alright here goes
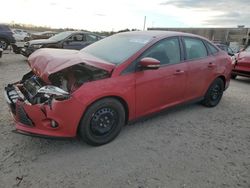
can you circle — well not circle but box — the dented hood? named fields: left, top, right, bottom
left=28, top=48, right=115, bottom=82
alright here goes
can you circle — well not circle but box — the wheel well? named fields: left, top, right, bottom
left=217, top=75, right=226, bottom=89
left=0, top=38, right=9, bottom=44
left=109, top=96, right=129, bottom=124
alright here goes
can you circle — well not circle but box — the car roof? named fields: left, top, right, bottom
left=117, top=30, right=208, bottom=40
left=65, top=30, right=97, bottom=34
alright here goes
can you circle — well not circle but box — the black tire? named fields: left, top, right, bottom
left=78, top=98, right=125, bottom=146
left=231, top=74, right=237, bottom=79
left=24, top=37, right=29, bottom=42
left=202, top=78, right=224, bottom=107
left=0, top=38, right=9, bottom=50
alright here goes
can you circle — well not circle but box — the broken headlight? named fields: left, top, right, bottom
left=37, top=85, right=69, bottom=100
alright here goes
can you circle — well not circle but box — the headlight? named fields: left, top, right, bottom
left=38, top=86, right=69, bottom=99
left=32, top=44, right=43, bottom=49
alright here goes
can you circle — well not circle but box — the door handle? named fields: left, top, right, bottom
left=208, top=62, right=216, bottom=68
left=174, top=70, right=185, bottom=75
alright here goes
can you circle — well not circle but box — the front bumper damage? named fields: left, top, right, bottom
left=4, top=84, right=84, bottom=138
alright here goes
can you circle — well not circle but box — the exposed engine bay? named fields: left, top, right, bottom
left=8, top=63, right=110, bottom=105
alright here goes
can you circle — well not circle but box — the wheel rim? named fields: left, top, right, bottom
left=90, top=107, right=118, bottom=136
left=210, top=84, right=222, bottom=101
left=0, top=40, right=7, bottom=49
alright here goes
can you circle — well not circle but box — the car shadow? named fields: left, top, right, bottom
left=15, top=101, right=201, bottom=152
left=127, top=102, right=200, bottom=127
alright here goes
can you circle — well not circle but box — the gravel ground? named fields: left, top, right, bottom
left=0, top=52, right=250, bottom=188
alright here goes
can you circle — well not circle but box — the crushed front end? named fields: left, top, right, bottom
left=4, top=62, right=108, bottom=138
left=4, top=71, right=86, bottom=138
left=4, top=49, right=112, bottom=138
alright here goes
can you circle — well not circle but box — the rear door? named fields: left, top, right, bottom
left=182, top=37, right=216, bottom=100
left=135, top=37, right=188, bottom=117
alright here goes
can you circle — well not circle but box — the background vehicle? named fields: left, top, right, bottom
left=21, top=31, right=102, bottom=57
left=215, top=43, right=235, bottom=56
left=0, top=24, right=16, bottom=50
left=12, top=29, right=30, bottom=42
left=231, top=45, right=250, bottom=79
left=30, top=31, right=57, bottom=40
left=5, top=31, right=232, bottom=146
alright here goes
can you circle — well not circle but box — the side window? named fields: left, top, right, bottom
left=142, top=37, right=181, bottom=65
left=46, top=33, right=51, bottom=37
left=71, top=34, right=84, bottom=41
left=86, top=34, right=98, bottom=42
left=183, top=37, right=207, bottom=60
left=206, top=42, right=219, bottom=54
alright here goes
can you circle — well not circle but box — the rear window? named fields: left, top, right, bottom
left=206, top=42, right=219, bottom=54
left=183, top=37, right=208, bottom=60
left=245, top=46, right=250, bottom=52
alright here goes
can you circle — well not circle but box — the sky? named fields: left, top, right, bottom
left=1, top=0, right=250, bottom=31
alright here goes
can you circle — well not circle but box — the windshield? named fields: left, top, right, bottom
left=81, top=34, right=153, bottom=65
left=49, top=31, right=72, bottom=41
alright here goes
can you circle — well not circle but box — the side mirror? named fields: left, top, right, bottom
left=139, top=57, right=160, bottom=70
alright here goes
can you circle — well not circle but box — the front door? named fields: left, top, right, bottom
left=135, top=37, right=188, bottom=118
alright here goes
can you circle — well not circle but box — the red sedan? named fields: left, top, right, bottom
left=231, top=46, right=250, bottom=79
left=4, top=31, right=232, bottom=146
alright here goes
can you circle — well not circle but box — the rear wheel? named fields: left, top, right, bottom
left=0, top=39, right=9, bottom=50
left=78, top=98, right=125, bottom=146
left=202, top=78, right=224, bottom=107
left=24, top=37, right=30, bottom=42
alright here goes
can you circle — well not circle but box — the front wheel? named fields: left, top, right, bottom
left=202, top=78, right=224, bottom=107
left=78, top=98, right=125, bottom=146
left=0, top=39, right=9, bottom=50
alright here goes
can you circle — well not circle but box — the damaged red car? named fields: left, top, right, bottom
left=231, top=46, right=250, bottom=79
left=4, top=31, right=232, bottom=146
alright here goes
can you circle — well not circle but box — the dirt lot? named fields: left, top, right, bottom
left=0, top=52, right=249, bottom=188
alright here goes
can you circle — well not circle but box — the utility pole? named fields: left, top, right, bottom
left=143, top=16, right=146, bottom=31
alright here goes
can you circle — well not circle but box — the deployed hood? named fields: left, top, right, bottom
left=28, top=48, right=115, bottom=82
left=28, top=39, right=57, bottom=45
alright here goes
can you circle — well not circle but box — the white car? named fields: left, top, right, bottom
left=12, top=29, right=30, bottom=42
